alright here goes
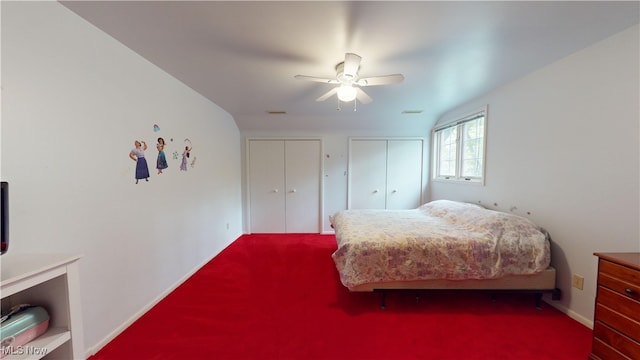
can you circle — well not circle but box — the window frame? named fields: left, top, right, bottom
left=431, top=106, right=487, bottom=185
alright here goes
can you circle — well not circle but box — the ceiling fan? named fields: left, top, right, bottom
left=294, top=53, right=404, bottom=106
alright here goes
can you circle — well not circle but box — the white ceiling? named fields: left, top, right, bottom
left=61, top=1, right=639, bottom=133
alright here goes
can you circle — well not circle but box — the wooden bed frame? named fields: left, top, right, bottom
left=348, top=266, right=561, bottom=309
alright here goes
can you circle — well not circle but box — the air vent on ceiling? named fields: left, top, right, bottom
left=266, top=111, right=287, bottom=115
left=401, top=110, right=423, bottom=114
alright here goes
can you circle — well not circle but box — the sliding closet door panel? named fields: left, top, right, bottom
left=285, top=140, right=320, bottom=233
left=386, top=139, right=424, bottom=209
left=350, top=140, right=387, bottom=209
left=249, top=140, right=286, bottom=233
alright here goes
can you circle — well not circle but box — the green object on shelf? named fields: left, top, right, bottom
left=0, top=305, right=50, bottom=355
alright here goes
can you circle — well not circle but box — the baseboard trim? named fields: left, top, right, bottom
left=85, top=240, right=235, bottom=357
left=544, top=298, right=593, bottom=329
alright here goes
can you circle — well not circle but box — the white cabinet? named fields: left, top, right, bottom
left=1, top=254, right=84, bottom=360
left=247, top=139, right=321, bottom=233
left=348, top=138, right=424, bottom=210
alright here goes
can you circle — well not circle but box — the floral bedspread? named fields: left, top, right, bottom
left=330, top=200, right=551, bottom=289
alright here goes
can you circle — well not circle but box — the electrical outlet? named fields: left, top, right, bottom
left=572, top=274, right=584, bottom=290
left=226, top=223, right=230, bottom=230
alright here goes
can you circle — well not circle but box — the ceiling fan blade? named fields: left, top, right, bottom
left=294, top=75, right=339, bottom=84
left=343, top=53, right=362, bottom=78
left=355, top=88, right=372, bottom=104
left=356, top=74, right=404, bottom=86
left=316, top=87, right=338, bottom=102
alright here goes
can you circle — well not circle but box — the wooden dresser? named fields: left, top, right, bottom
left=591, top=253, right=640, bottom=360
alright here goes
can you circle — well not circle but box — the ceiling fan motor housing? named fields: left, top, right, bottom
left=335, top=62, right=359, bottom=84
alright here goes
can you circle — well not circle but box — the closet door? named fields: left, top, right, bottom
left=248, top=139, right=321, bottom=234
left=349, top=140, right=388, bottom=209
left=349, top=138, right=424, bottom=210
left=249, top=140, right=286, bottom=233
left=386, top=139, right=424, bottom=209
left=285, top=140, right=320, bottom=233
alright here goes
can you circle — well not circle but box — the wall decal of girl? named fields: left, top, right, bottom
left=180, top=145, right=192, bottom=171
left=129, top=140, right=150, bottom=184
left=156, top=137, right=168, bottom=174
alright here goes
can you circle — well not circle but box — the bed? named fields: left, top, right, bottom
left=330, top=200, right=561, bottom=308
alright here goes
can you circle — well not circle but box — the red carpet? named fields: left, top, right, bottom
left=90, top=234, right=592, bottom=359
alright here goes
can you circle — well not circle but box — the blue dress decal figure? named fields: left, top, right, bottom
left=156, top=137, right=168, bottom=174
left=130, top=140, right=150, bottom=184
left=180, top=145, right=192, bottom=171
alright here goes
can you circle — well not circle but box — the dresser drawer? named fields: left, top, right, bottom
left=595, top=303, right=640, bottom=340
left=597, top=286, right=640, bottom=324
left=600, top=259, right=640, bottom=288
left=593, top=321, right=640, bottom=359
left=592, top=337, right=632, bottom=360
left=599, top=261, right=640, bottom=301
left=589, top=338, right=635, bottom=360
left=596, top=286, right=640, bottom=321
left=599, top=273, right=640, bottom=302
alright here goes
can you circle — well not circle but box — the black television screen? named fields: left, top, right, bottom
left=1, top=181, right=8, bottom=255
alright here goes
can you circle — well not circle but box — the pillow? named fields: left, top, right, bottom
left=420, top=199, right=545, bottom=240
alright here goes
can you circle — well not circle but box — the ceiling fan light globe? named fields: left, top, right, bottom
left=337, top=85, right=357, bottom=102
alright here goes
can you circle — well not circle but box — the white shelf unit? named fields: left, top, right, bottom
left=1, top=254, right=84, bottom=360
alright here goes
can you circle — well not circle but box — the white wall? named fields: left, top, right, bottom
left=1, top=2, right=243, bottom=356
left=430, top=24, right=640, bottom=326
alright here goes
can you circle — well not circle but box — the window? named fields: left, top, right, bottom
left=432, top=107, right=486, bottom=184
